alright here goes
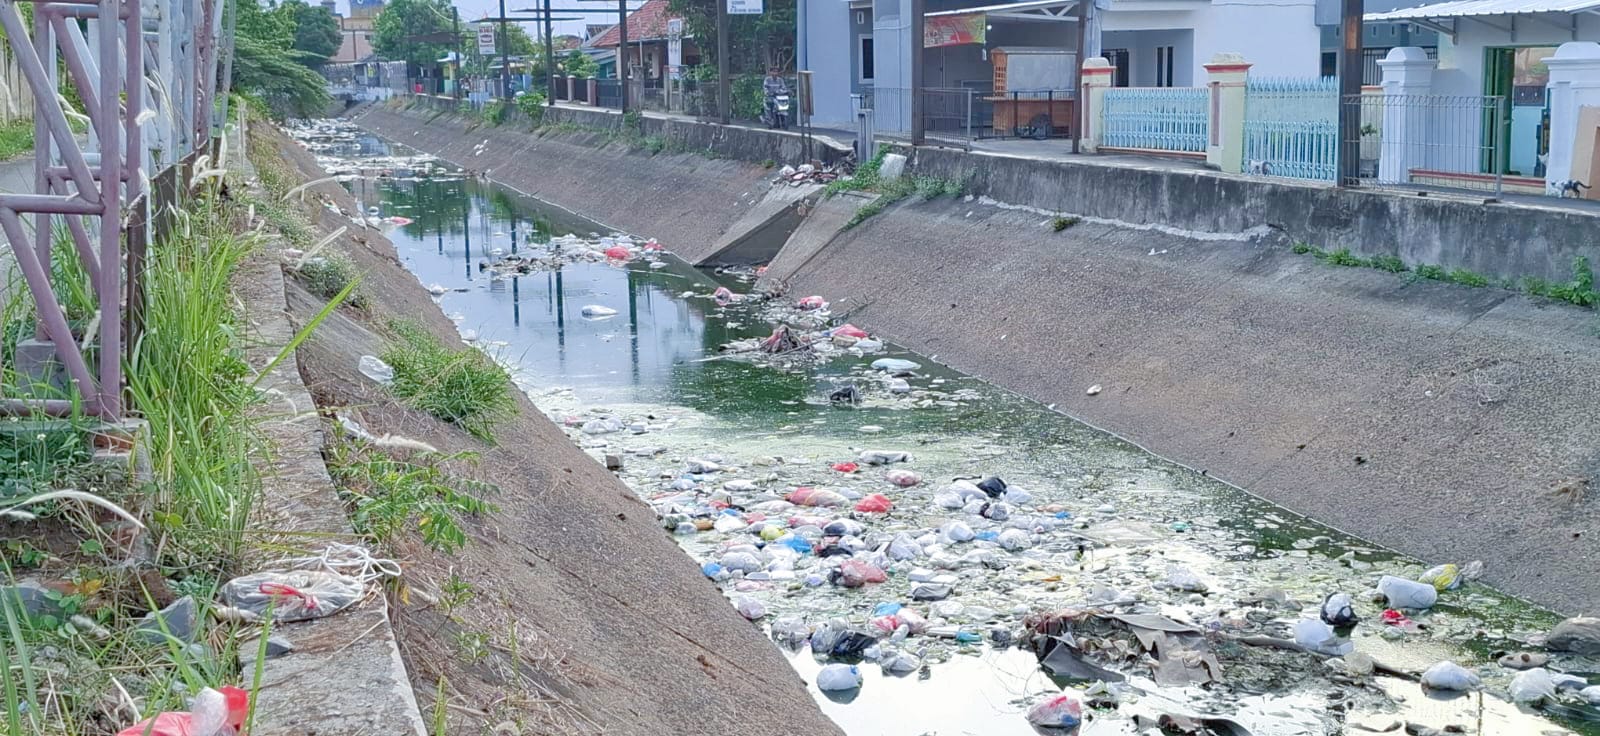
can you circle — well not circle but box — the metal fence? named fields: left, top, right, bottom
left=1101, top=87, right=1208, bottom=153
left=594, top=79, right=622, bottom=109
left=1343, top=93, right=1505, bottom=196
left=1243, top=77, right=1340, bottom=182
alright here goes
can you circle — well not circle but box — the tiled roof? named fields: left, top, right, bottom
left=589, top=0, right=678, bottom=47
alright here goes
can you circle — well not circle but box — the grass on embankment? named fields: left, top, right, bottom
left=382, top=320, right=516, bottom=443
left=0, top=125, right=349, bottom=733
left=1292, top=242, right=1600, bottom=309
left=0, top=119, right=31, bottom=161
left=823, top=146, right=967, bottom=229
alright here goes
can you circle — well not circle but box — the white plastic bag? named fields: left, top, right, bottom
left=1420, top=661, right=1480, bottom=691
left=1025, top=692, right=1083, bottom=730
left=1165, top=565, right=1208, bottom=592
left=1509, top=668, right=1556, bottom=703
left=1293, top=619, right=1353, bottom=656
left=858, top=450, right=911, bottom=465
left=1378, top=575, right=1437, bottom=609
left=816, top=663, right=863, bottom=691
left=942, top=521, right=975, bottom=543
left=221, top=569, right=364, bottom=622
left=1320, top=592, right=1358, bottom=627
left=997, top=529, right=1032, bottom=551
left=357, top=355, right=394, bottom=385
left=735, top=597, right=767, bottom=620
left=885, top=469, right=922, bottom=487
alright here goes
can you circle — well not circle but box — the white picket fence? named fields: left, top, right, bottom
left=0, top=43, right=34, bottom=124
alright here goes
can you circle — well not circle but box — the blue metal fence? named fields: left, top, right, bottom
left=1243, top=77, right=1339, bottom=181
left=1101, top=87, right=1209, bottom=153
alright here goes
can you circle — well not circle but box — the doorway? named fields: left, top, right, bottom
left=1485, top=45, right=1557, bottom=177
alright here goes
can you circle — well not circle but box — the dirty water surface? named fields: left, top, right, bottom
left=295, top=119, right=1599, bottom=736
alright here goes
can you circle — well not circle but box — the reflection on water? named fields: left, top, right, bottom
left=328, top=129, right=1596, bottom=736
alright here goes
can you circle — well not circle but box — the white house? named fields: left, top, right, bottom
left=801, top=0, right=1321, bottom=130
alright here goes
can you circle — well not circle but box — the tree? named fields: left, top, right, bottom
left=233, top=0, right=330, bottom=117
left=285, top=0, right=343, bottom=62
left=665, top=0, right=794, bottom=73
left=466, top=22, right=539, bottom=75
left=373, top=0, right=462, bottom=68
left=561, top=49, right=597, bottom=79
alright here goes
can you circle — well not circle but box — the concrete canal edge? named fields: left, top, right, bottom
left=243, top=120, right=843, bottom=735
left=352, top=102, right=1600, bottom=615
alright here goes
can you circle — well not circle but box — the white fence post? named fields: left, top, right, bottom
left=1079, top=57, right=1112, bottom=153
left=1377, top=47, right=1436, bottom=185
left=1544, top=42, right=1600, bottom=195
left=1204, top=53, right=1250, bottom=174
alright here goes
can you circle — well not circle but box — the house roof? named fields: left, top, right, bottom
left=1366, top=0, right=1600, bottom=20
left=589, top=0, right=679, bottom=47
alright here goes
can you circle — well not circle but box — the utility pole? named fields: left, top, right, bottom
left=543, top=0, right=555, bottom=104
left=499, top=0, right=512, bottom=99
left=452, top=6, right=462, bottom=104
left=618, top=0, right=628, bottom=111
left=909, top=0, right=927, bottom=144
left=1073, top=0, right=1088, bottom=153
left=1337, top=0, right=1362, bottom=185
left=716, top=0, right=729, bottom=123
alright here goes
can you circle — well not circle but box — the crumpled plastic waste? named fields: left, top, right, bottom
left=1293, top=618, right=1352, bottom=656
left=1379, top=609, right=1419, bottom=632
left=357, top=355, right=394, bottom=385
left=736, top=596, right=767, bottom=620
left=1025, top=692, right=1083, bottom=730
left=885, top=469, right=921, bottom=487
left=787, top=486, right=847, bottom=507
left=832, top=324, right=869, bottom=339
left=831, top=461, right=859, bottom=473
left=858, top=450, right=911, bottom=465
left=797, top=295, right=827, bottom=311
left=580, top=304, right=617, bottom=318
left=977, top=476, right=1007, bottom=498
left=828, top=385, right=862, bottom=405
left=870, top=358, right=920, bottom=373
left=603, top=245, right=631, bottom=260
left=1320, top=592, right=1358, bottom=627
left=1546, top=616, right=1600, bottom=654
left=1420, top=660, right=1480, bottom=691
left=1419, top=563, right=1464, bottom=591
left=221, top=570, right=364, bottom=622
left=1163, top=565, right=1207, bottom=593
left=713, top=286, right=737, bottom=306
left=816, top=663, right=863, bottom=691
left=582, top=416, right=625, bottom=435
left=116, top=686, right=250, bottom=736
left=1378, top=575, right=1436, bottom=609
left=832, top=559, right=887, bottom=587
left=1509, top=667, right=1556, bottom=703
left=854, top=494, right=893, bottom=513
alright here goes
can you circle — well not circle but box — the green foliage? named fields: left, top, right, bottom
left=1543, top=256, right=1598, bottom=307
left=1413, top=264, right=1447, bottom=281
left=373, top=0, right=461, bottom=68
left=0, top=120, right=31, bottom=162
left=294, top=254, right=368, bottom=309
left=667, top=0, right=795, bottom=73
left=1321, top=248, right=1366, bottom=267
left=284, top=0, right=342, bottom=61
left=515, top=90, right=546, bottom=126
left=825, top=145, right=888, bottom=197
left=328, top=439, right=495, bottom=553
left=480, top=100, right=510, bottom=126
left=382, top=320, right=516, bottom=442
left=560, top=49, right=598, bottom=79
left=1447, top=268, right=1490, bottom=288
left=1291, top=242, right=1315, bottom=255
left=732, top=74, right=765, bottom=120
left=1051, top=216, right=1081, bottom=232
left=623, top=109, right=643, bottom=133
left=1368, top=254, right=1408, bottom=273
left=234, top=0, right=331, bottom=117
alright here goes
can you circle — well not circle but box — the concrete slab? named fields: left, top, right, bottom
left=697, top=181, right=821, bottom=266
left=758, top=193, right=861, bottom=288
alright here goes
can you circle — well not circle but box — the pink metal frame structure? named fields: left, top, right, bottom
left=0, top=0, right=143, bottom=420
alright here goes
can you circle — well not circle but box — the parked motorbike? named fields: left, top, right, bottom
left=763, top=92, right=792, bottom=130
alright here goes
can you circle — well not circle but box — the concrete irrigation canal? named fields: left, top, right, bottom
left=292, top=118, right=1600, bottom=736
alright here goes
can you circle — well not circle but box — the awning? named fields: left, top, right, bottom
left=1366, top=0, right=1600, bottom=21
left=928, top=0, right=1079, bottom=20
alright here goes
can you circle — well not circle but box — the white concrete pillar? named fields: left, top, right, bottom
left=1203, top=53, right=1250, bottom=173
left=1377, top=47, right=1436, bottom=185
left=1079, top=57, right=1113, bottom=154
left=1544, top=42, right=1600, bottom=194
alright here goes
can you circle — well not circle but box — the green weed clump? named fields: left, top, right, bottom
left=1052, top=216, right=1081, bottom=232
left=0, top=119, right=31, bottom=162
left=295, top=254, right=368, bottom=309
left=327, top=439, right=495, bottom=553
left=382, top=320, right=516, bottom=442
left=514, top=91, right=546, bottom=126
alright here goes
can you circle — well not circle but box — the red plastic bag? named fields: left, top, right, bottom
left=786, top=486, right=847, bottom=507
left=835, top=559, right=887, bottom=587
left=831, top=462, right=859, bottom=473
left=832, top=324, right=869, bottom=339
left=117, top=686, right=250, bottom=736
left=854, top=494, right=894, bottom=513
left=603, top=245, right=631, bottom=260
left=643, top=238, right=663, bottom=251
left=713, top=286, right=735, bottom=306
left=797, top=295, right=827, bottom=311
left=1381, top=609, right=1420, bottom=632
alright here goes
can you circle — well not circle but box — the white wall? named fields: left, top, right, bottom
left=807, top=0, right=857, bottom=126
left=1427, top=16, right=1600, bottom=99
left=1192, top=0, right=1320, bottom=77
left=1102, top=27, right=1195, bottom=85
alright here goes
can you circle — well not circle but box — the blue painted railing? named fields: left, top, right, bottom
left=1101, top=87, right=1209, bottom=153
left=1243, top=77, right=1339, bottom=181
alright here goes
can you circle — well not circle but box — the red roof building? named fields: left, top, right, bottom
left=589, top=0, right=676, bottom=47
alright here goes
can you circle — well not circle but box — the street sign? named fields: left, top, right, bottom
left=477, top=25, right=497, bottom=55
left=667, top=17, right=683, bottom=68
left=728, top=0, right=762, bottom=15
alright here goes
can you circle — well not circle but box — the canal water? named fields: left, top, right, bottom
left=296, top=119, right=1597, bottom=736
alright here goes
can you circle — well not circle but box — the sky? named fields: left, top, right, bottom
left=335, top=0, right=647, bottom=40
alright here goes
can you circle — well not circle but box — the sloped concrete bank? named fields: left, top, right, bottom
left=782, top=198, right=1600, bottom=614
left=255, top=121, right=842, bottom=735
left=358, top=102, right=841, bottom=264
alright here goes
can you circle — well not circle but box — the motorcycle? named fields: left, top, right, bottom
left=763, top=92, right=792, bottom=130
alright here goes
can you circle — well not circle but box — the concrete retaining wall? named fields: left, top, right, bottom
left=781, top=196, right=1600, bottom=614
left=902, top=146, right=1600, bottom=285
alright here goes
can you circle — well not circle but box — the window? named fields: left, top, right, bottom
left=859, top=35, right=875, bottom=83
left=1155, top=46, right=1176, bottom=87
left=1104, top=48, right=1130, bottom=87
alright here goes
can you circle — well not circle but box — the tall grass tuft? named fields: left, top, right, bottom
left=382, top=320, right=515, bottom=442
